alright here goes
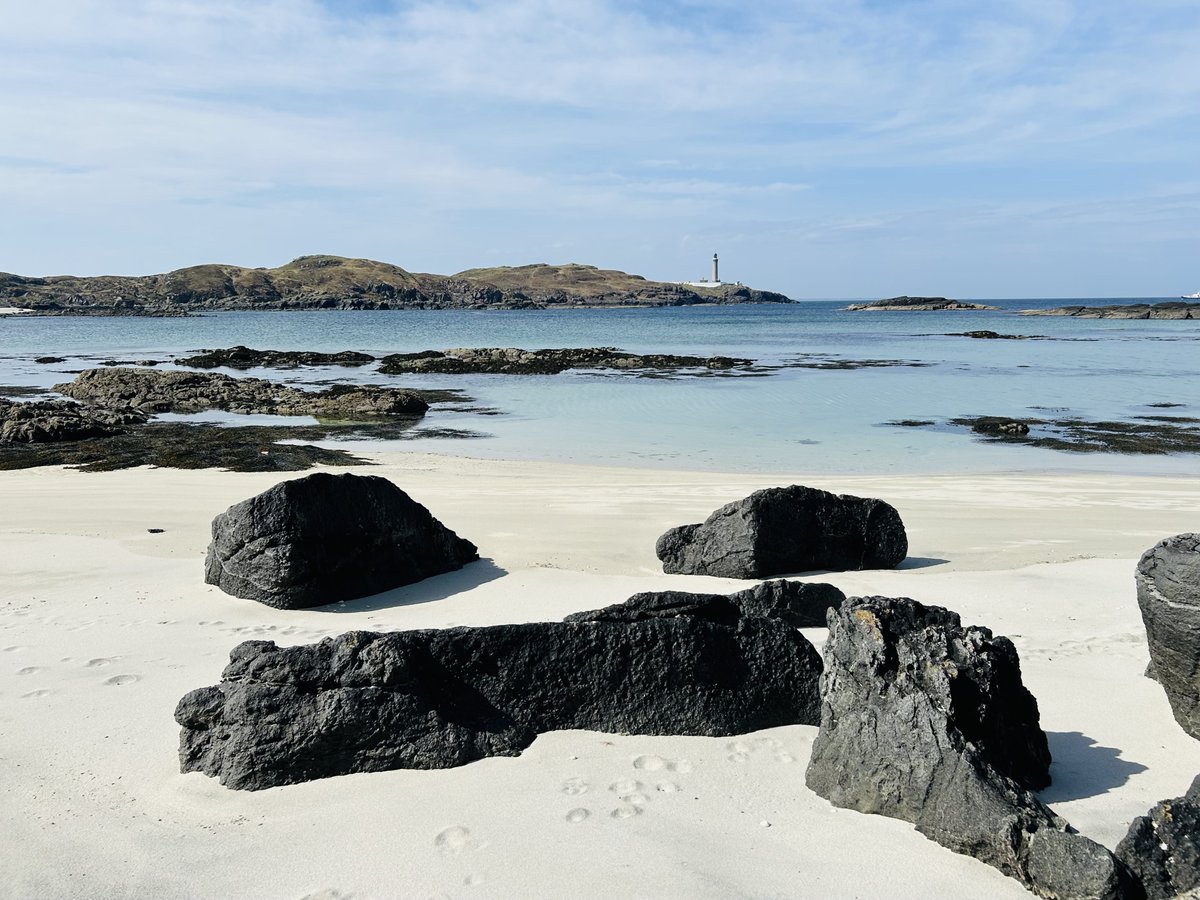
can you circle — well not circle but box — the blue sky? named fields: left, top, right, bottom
left=1, top=0, right=1198, bottom=297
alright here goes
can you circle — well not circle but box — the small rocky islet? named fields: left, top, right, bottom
left=845, top=295, right=998, bottom=311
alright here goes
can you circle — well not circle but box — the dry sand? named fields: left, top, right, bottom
left=3, top=453, right=1200, bottom=899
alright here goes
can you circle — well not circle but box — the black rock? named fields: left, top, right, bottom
left=1116, top=775, right=1200, bottom=899
left=587, top=579, right=845, bottom=629
left=805, top=596, right=1134, bottom=900
left=656, top=485, right=907, bottom=578
left=174, top=594, right=824, bottom=790
left=34, top=356, right=65, bottom=364
left=377, top=346, right=750, bottom=376
left=1137, top=534, right=1200, bottom=741
left=204, top=472, right=478, bottom=609
left=177, top=346, right=376, bottom=369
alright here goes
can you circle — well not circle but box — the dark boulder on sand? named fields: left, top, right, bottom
left=805, top=596, right=1135, bottom=900
left=174, top=593, right=824, bottom=790
left=656, top=485, right=907, bottom=578
left=591, top=579, right=845, bottom=629
left=1136, top=534, right=1200, bottom=740
left=1116, top=774, right=1200, bottom=899
left=204, top=472, right=478, bottom=609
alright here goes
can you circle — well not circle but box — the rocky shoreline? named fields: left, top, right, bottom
left=1020, top=302, right=1200, bottom=319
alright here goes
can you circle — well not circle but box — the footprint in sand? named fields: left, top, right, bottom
left=632, top=754, right=667, bottom=771
left=610, top=805, right=643, bottom=820
left=21, top=689, right=51, bottom=699
left=299, top=890, right=353, bottom=900
left=434, top=825, right=477, bottom=856
left=655, top=781, right=681, bottom=793
left=2, top=645, right=25, bottom=652
left=104, top=674, right=140, bottom=686
left=86, top=657, right=120, bottom=668
left=463, top=874, right=486, bottom=887
left=565, top=808, right=590, bottom=823
left=608, top=778, right=643, bottom=795
left=16, top=666, right=41, bottom=676
left=561, top=777, right=589, bottom=796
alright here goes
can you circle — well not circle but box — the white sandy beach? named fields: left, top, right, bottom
left=3, top=453, right=1200, bottom=899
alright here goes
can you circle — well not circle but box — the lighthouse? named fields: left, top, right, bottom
left=712, top=253, right=719, bottom=284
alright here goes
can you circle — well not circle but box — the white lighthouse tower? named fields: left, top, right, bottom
left=712, top=253, right=719, bottom=284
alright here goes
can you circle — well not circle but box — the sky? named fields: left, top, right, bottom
left=1, top=1, right=1198, bottom=298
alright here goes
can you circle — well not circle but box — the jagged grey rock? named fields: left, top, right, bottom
left=656, top=485, right=907, bottom=578
left=587, top=579, right=845, bottom=628
left=805, top=596, right=1135, bottom=900
left=204, top=472, right=478, bottom=609
left=0, top=397, right=147, bottom=443
left=175, top=593, right=824, bottom=790
left=57, top=367, right=428, bottom=418
left=1116, top=774, right=1200, bottom=899
left=1137, top=534, right=1200, bottom=741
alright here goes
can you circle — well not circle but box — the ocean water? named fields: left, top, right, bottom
left=2, top=299, right=1198, bottom=476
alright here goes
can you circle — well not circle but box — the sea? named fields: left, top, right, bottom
left=2, top=299, right=1197, bottom=476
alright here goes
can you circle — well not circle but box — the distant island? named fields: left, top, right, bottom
left=1020, top=302, right=1200, bottom=320
left=845, top=296, right=997, bottom=311
left=0, top=256, right=793, bottom=316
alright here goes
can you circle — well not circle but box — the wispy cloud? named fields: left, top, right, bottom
left=0, top=0, right=1197, bottom=294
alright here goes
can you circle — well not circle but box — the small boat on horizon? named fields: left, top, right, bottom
left=1184, top=291, right=1200, bottom=299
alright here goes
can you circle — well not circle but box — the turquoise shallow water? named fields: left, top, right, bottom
left=2, top=299, right=1197, bottom=475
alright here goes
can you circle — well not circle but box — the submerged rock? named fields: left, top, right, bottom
left=56, top=367, right=428, bottom=418
left=174, top=594, right=824, bottom=790
left=656, top=485, right=907, bottom=578
left=1116, top=775, right=1200, bottom=899
left=594, top=579, right=846, bottom=628
left=377, top=346, right=750, bottom=376
left=205, top=472, right=478, bottom=609
left=1137, top=534, right=1200, bottom=740
left=806, top=596, right=1134, bottom=900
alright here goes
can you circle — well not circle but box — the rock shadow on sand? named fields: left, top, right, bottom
left=894, top=556, right=949, bottom=570
left=1038, top=731, right=1148, bottom=803
left=315, top=559, right=508, bottom=614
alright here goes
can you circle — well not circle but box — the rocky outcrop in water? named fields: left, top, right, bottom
left=594, top=579, right=846, bottom=629
left=174, top=593, right=824, bottom=789
left=656, top=485, right=907, bottom=578
left=378, top=347, right=750, bottom=375
left=204, top=472, right=478, bottom=609
left=1021, top=303, right=1200, bottom=319
left=177, top=346, right=376, bottom=369
left=0, top=397, right=147, bottom=443
left=846, top=296, right=997, bottom=311
left=1137, top=534, right=1200, bottom=740
left=56, top=368, right=429, bottom=418
left=1116, top=774, right=1200, bottom=899
left=805, top=596, right=1134, bottom=900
